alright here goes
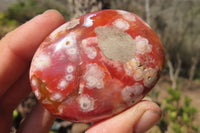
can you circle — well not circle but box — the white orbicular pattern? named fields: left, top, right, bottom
left=58, top=79, right=68, bottom=90
left=118, top=10, right=136, bottom=22
left=50, top=92, right=63, bottom=102
left=81, top=37, right=98, bottom=59
left=33, top=53, right=51, bottom=71
left=65, top=74, right=74, bottom=81
left=84, top=46, right=97, bottom=59
left=134, top=68, right=144, bottom=81
left=143, top=68, right=158, bottom=88
left=122, top=83, right=144, bottom=103
left=66, top=65, right=74, bottom=73
left=83, top=63, right=105, bottom=89
left=135, top=36, right=152, bottom=54
left=77, top=94, right=95, bottom=112
left=124, top=58, right=139, bottom=75
left=112, top=18, right=130, bottom=31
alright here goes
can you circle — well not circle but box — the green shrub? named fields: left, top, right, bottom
left=154, top=87, right=199, bottom=133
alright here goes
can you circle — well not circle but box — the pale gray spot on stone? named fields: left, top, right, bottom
left=95, top=26, right=135, bottom=63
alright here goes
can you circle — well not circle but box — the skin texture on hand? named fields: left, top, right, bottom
left=0, top=10, right=161, bottom=133
left=0, top=10, right=65, bottom=133
left=86, top=100, right=161, bottom=133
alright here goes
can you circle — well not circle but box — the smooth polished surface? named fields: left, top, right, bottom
left=30, top=10, right=164, bottom=122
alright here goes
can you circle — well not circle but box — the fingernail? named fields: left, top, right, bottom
left=134, top=110, right=161, bottom=133
left=42, top=10, right=51, bottom=14
left=42, top=9, right=58, bottom=15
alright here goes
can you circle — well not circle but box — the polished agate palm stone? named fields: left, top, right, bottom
left=30, top=10, right=164, bottom=122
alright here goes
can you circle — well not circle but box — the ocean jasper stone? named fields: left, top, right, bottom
left=30, top=10, right=164, bottom=122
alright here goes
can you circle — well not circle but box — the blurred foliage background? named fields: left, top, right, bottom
left=0, top=0, right=200, bottom=133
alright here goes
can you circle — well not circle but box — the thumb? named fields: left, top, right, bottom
left=86, top=100, right=161, bottom=133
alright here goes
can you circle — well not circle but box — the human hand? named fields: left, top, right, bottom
left=0, top=10, right=161, bottom=133
left=0, top=10, right=65, bottom=133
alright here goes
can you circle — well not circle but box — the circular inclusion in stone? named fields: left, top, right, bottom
left=30, top=9, right=164, bottom=123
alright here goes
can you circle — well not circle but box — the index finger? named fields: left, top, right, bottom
left=0, top=10, right=65, bottom=97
